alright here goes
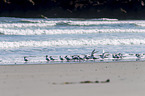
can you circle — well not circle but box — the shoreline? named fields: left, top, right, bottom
left=0, top=59, right=144, bottom=66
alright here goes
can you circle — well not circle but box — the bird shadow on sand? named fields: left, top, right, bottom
left=52, top=79, right=110, bottom=85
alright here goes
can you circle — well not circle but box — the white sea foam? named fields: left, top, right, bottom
left=0, top=38, right=145, bottom=49
left=1, top=20, right=145, bottom=36
left=69, top=21, right=125, bottom=25
left=61, top=20, right=145, bottom=26
left=0, top=20, right=145, bottom=28
left=135, top=23, right=145, bottom=27
left=0, top=23, right=55, bottom=28
left=1, top=28, right=145, bottom=35
left=1, top=20, right=145, bottom=35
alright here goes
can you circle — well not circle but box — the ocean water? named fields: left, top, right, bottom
left=0, top=17, right=145, bottom=64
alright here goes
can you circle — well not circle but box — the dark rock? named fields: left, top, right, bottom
left=0, top=0, right=145, bottom=19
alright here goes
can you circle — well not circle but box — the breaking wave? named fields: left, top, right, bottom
left=0, top=17, right=145, bottom=35
left=1, top=28, right=145, bottom=35
left=1, top=38, right=145, bottom=49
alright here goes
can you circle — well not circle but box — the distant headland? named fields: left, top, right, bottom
left=1, top=0, right=145, bottom=19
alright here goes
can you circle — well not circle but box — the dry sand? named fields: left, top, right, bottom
left=0, top=61, right=145, bottom=96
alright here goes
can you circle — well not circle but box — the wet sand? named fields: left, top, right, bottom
left=0, top=61, right=145, bottom=96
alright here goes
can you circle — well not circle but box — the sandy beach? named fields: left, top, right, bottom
left=0, top=61, right=145, bottom=96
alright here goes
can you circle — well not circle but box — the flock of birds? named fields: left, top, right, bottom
left=24, top=49, right=144, bottom=63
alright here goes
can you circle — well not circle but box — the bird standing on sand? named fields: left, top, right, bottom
left=59, top=56, right=64, bottom=61
left=135, top=54, right=142, bottom=61
left=135, top=54, right=141, bottom=58
left=84, top=55, right=90, bottom=60
left=100, top=53, right=107, bottom=59
left=91, top=49, right=98, bottom=57
left=112, top=53, right=123, bottom=59
left=100, top=50, right=109, bottom=59
left=24, top=57, right=28, bottom=62
left=50, top=56, right=56, bottom=61
left=46, top=55, right=50, bottom=61
left=117, top=53, right=123, bottom=59
left=72, top=55, right=79, bottom=61
left=135, top=53, right=143, bottom=59
left=92, top=56, right=98, bottom=61
left=78, top=56, right=84, bottom=61
left=65, top=55, right=71, bottom=61
left=112, top=54, right=118, bottom=59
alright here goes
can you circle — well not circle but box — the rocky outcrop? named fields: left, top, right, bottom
left=0, top=0, right=145, bottom=19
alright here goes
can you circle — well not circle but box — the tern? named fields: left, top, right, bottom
left=65, top=56, right=71, bottom=61
left=135, top=54, right=142, bottom=58
left=100, top=50, right=109, bottom=59
left=92, top=56, right=98, bottom=61
left=46, top=55, right=50, bottom=61
left=72, top=55, right=79, bottom=61
left=135, top=54, right=142, bottom=61
left=112, top=53, right=123, bottom=59
left=91, top=49, right=98, bottom=57
left=84, top=55, right=90, bottom=60
left=59, top=56, right=64, bottom=61
left=49, top=56, right=56, bottom=61
left=78, top=56, right=84, bottom=61
left=24, top=57, right=28, bottom=62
